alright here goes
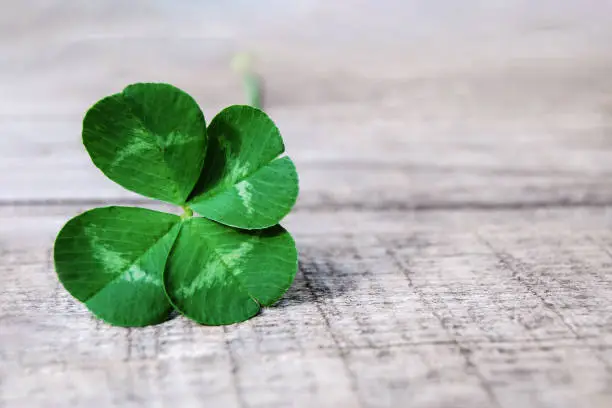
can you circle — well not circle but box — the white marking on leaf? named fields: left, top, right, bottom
left=86, top=224, right=160, bottom=286
left=217, top=133, right=252, bottom=183
left=111, top=128, right=154, bottom=168
left=86, top=225, right=127, bottom=274
left=220, top=241, right=254, bottom=268
left=227, top=159, right=250, bottom=181
left=176, top=241, right=254, bottom=298
left=178, top=259, right=223, bottom=298
left=235, top=181, right=254, bottom=215
left=121, top=263, right=160, bottom=286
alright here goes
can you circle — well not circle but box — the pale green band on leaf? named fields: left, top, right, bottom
left=54, top=206, right=181, bottom=327
left=164, top=217, right=298, bottom=326
left=82, top=83, right=207, bottom=205
left=189, top=156, right=298, bottom=229
left=187, top=105, right=299, bottom=229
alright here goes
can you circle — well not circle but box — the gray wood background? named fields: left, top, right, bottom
left=2, top=1, right=612, bottom=407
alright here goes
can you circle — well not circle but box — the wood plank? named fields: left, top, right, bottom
left=3, top=71, right=612, bottom=207
left=2, top=205, right=612, bottom=407
left=3, top=2, right=612, bottom=209
left=3, top=1, right=612, bottom=116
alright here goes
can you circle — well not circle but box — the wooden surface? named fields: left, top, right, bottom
left=2, top=1, right=612, bottom=407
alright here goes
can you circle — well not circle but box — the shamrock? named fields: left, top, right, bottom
left=53, top=83, right=299, bottom=327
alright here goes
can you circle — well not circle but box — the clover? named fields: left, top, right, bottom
left=53, top=83, right=299, bottom=327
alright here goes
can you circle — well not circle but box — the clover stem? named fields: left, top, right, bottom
left=231, top=52, right=262, bottom=109
left=181, top=206, right=193, bottom=219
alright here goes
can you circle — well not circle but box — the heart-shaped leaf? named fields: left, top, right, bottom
left=54, top=206, right=181, bottom=327
left=163, top=217, right=298, bottom=325
left=83, top=83, right=207, bottom=205
left=187, top=105, right=299, bottom=229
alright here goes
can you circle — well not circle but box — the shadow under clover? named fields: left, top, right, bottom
left=273, top=256, right=360, bottom=308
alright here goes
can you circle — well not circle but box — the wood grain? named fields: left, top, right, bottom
left=2, top=1, right=612, bottom=407
left=3, top=206, right=612, bottom=407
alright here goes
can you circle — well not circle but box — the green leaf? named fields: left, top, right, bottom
left=164, top=217, right=298, bottom=325
left=82, top=83, right=207, bottom=205
left=187, top=105, right=299, bottom=229
left=54, top=206, right=181, bottom=327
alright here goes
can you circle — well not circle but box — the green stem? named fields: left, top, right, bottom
left=243, top=73, right=262, bottom=109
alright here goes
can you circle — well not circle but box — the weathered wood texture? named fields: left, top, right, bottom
left=2, top=1, right=612, bottom=407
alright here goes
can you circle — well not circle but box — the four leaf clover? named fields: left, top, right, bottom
left=53, top=83, right=299, bottom=327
